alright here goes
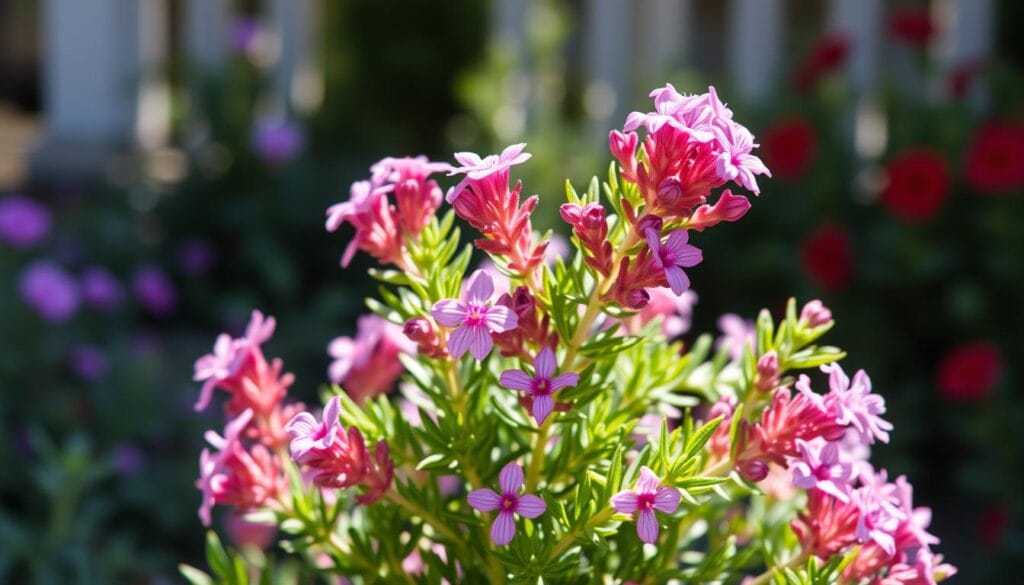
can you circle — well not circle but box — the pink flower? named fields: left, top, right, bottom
left=447, top=143, right=531, bottom=200
left=610, top=466, right=681, bottom=544
left=633, top=288, right=698, bottom=337
left=687, top=189, right=751, bottom=231
left=499, top=346, right=580, bottom=424
left=467, top=462, right=546, bottom=546
left=790, top=438, right=855, bottom=502
left=285, top=395, right=342, bottom=461
left=644, top=228, right=702, bottom=295
left=431, top=270, right=518, bottom=360
left=851, top=486, right=901, bottom=556
left=822, top=364, right=893, bottom=444
left=799, top=299, right=833, bottom=329
left=713, top=119, right=771, bottom=194
left=328, top=315, right=414, bottom=403
left=717, top=313, right=755, bottom=361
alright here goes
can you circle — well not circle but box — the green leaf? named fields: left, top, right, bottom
left=180, top=564, right=215, bottom=585
left=205, top=531, right=234, bottom=584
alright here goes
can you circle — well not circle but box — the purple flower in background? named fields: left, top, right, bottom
left=229, top=17, right=262, bottom=55
left=113, top=443, right=145, bottom=476
left=499, top=346, right=579, bottom=424
left=717, top=313, right=755, bottom=361
left=69, top=345, right=109, bottom=380
left=467, top=462, right=546, bottom=546
left=178, top=238, right=216, bottom=276
left=611, top=466, right=681, bottom=544
left=132, top=264, right=177, bottom=316
left=0, top=194, right=51, bottom=248
left=80, top=266, right=124, bottom=312
left=430, top=270, right=517, bottom=360
left=18, top=260, right=80, bottom=322
left=252, top=118, right=304, bottom=166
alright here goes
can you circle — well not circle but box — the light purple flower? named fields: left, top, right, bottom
left=822, top=363, right=893, bottom=444
left=499, top=346, right=580, bottom=424
left=851, top=484, right=902, bottom=556
left=197, top=408, right=253, bottom=526
left=790, top=438, right=855, bottom=502
left=80, top=266, right=124, bottom=312
left=252, top=118, right=304, bottom=166
left=623, top=84, right=716, bottom=142
left=610, top=466, right=681, bottom=544
left=285, top=395, right=341, bottom=462
left=713, top=119, right=771, bottom=194
left=467, top=462, right=546, bottom=546
left=193, top=310, right=276, bottom=411
left=639, top=288, right=698, bottom=337
left=178, top=238, right=216, bottom=276
left=645, top=229, right=702, bottom=295
left=717, top=313, right=755, bottom=361
left=18, top=260, right=80, bottom=322
left=430, top=270, right=518, bottom=360
left=132, top=264, right=177, bottom=316
left=69, top=345, right=108, bottom=380
left=229, top=17, right=261, bottom=54
left=894, top=475, right=940, bottom=549
left=446, top=143, right=531, bottom=204
left=113, top=443, right=145, bottom=476
left=0, top=194, right=51, bottom=248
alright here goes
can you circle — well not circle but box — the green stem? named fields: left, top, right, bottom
left=746, top=553, right=808, bottom=585
left=549, top=507, right=615, bottom=559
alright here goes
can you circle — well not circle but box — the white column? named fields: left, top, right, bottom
left=636, top=0, right=691, bottom=82
left=938, top=0, right=993, bottom=108
left=184, top=0, right=230, bottom=72
left=33, top=0, right=140, bottom=175
left=827, top=0, right=882, bottom=94
left=270, top=0, right=322, bottom=114
left=728, top=0, right=784, bottom=105
left=584, top=0, right=631, bottom=137
left=136, top=0, right=171, bottom=149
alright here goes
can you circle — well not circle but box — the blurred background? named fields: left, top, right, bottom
left=0, top=0, right=1021, bottom=582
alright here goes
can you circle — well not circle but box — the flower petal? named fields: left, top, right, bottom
left=431, top=299, right=467, bottom=327
left=285, top=412, right=318, bottom=437
left=534, top=346, right=556, bottom=378
left=663, top=230, right=690, bottom=256
left=447, top=324, right=474, bottom=358
left=637, top=508, right=659, bottom=544
left=491, top=510, right=516, bottom=546
left=467, top=325, right=494, bottom=361
left=610, top=490, right=640, bottom=514
left=467, top=489, right=502, bottom=512
left=653, top=486, right=681, bottom=514
left=636, top=466, right=661, bottom=494
left=532, top=394, right=554, bottom=425
left=644, top=228, right=662, bottom=259
left=499, top=369, right=535, bottom=392
left=514, top=494, right=546, bottom=519
left=550, top=372, right=580, bottom=392
left=465, top=270, right=494, bottom=304
left=673, top=244, right=703, bottom=268
left=665, top=266, right=690, bottom=296
left=484, top=305, right=517, bottom=333
left=322, top=396, right=341, bottom=432
left=499, top=462, right=524, bottom=495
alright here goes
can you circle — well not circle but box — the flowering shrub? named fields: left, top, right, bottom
left=182, top=85, right=954, bottom=584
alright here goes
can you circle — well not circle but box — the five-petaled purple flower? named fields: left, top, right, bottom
left=499, top=346, right=579, bottom=424
left=467, top=462, right=546, bottom=546
left=430, top=270, right=518, bottom=360
left=790, top=438, right=855, bottom=502
left=645, top=228, right=702, bottom=295
left=610, top=466, right=681, bottom=544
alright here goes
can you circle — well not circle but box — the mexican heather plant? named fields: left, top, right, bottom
left=182, top=85, right=955, bottom=585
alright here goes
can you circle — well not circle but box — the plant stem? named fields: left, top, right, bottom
left=548, top=507, right=615, bottom=559
left=524, top=416, right=552, bottom=491
left=746, top=553, right=808, bottom=585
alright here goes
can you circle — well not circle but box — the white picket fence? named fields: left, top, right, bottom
left=32, top=0, right=993, bottom=173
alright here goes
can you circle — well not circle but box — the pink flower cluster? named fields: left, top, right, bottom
left=328, top=314, right=414, bottom=403
left=326, top=156, right=448, bottom=269
left=285, top=396, right=394, bottom=504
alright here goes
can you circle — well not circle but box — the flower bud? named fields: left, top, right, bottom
left=738, top=458, right=769, bottom=482
left=635, top=214, right=663, bottom=236
left=559, top=203, right=583, bottom=225
left=625, top=288, right=651, bottom=310
left=403, top=317, right=433, bottom=343
left=510, top=286, right=535, bottom=320
left=799, top=299, right=832, bottom=329
left=755, top=351, right=779, bottom=393
left=657, top=177, right=685, bottom=206
left=580, top=203, right=606, bottom=231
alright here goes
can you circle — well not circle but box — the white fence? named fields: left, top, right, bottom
left=32, top=0, right=993, bottom=173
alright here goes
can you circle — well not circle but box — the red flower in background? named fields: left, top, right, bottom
left=888, top=6, right=936, bottom=47
left=965, top=122, right=1024, bottom=194
left=936, top=341, right=1002, bottom=402
left=881, top=149, right=951, bottom=222
left=946, top=60, right=986, bottom=100
left=978, top=505, right=1010, bottom=547
left=800, top=222, right=854, bottom=292
left=794, top=34, right=850, bottom=94
left=762, top=118, right=817, bottom=180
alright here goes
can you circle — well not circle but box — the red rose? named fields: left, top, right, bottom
left=889, top=7, right=936, bottom=47
left=978, top=505, right=1009, bottom=547
left=936, top=341, right=1002, bottom=402
left=880, top=149, right=951, bottom=222
left=800, top=222, right=854, bottom=292
left=794, top=34, right=850, bottom=94
left=761, top=118, right=817, bottom=180
left=964, top=122, right=1024, bottom=194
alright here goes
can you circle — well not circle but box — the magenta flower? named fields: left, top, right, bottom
left=132, top=264, right=177, bottom=316
left=822, top=364, right=893, bottom=444
left=285, top=395, right=341, bottom=461
left=0, top=194, right=51, bottom=248
left=610, top=466, right=681, bottom=544
left=790, top=438, right=855, bottom=502
left=851, top=485, right=901, bottom=556
left=18, top=260, right=80, bottom=322
left=467, top=462, right=546, bottom=546
left=645, top=228, right=702, bottom=295
left=430, top=270, right=518, bottom=360
left=328, top=314, right=414, bottom=403
left=713, top=119, right=771, bottom=194
left=80, top=266, right=124, bottom=312
left=193, top=310, right=277, bottom=411
left=499, top=346, right=580, bottom=424
left=446, top=143, right=531, bottom=204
